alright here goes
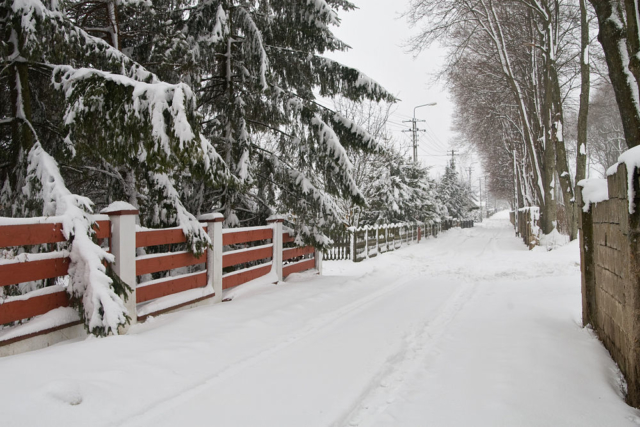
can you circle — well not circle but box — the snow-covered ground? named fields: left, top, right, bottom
left=1, top=211, right=639, bottom=426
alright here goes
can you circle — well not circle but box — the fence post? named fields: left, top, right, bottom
left=350, top=228, right=356, bottom=262
left=267, top=216, right=284, bottom=281
left=315, top=249, right=323, bottom=275
left=103, top=204, right=139, bottom=331
left=200, top=213, right=224, bottom=303
left=364, top=227, right=369, bottom=259
left=386, top=226, right=390, bottom=252
left=375, top=226, right=380, bottom=255
left=393, top=226, right=398, bottom=249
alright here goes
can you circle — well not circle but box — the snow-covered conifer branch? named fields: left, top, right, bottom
left=302, top=0, right=340, bottom=27
left=310, top=113, right=364, bottom=203
left=25, top=142, right=129, bottom=336
left=149, top=173, right=211, bottom=256
left=311, top=56, right=396, bottom=102
left=10, top=0, right=156, bottom=82
left=53, top=65, right=196, bottom=154
left=237, top=6, right=269, bottom=90
left=324, top=111, right=385, bottom=153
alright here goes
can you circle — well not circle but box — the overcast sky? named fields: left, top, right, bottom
left=325, top=0, right=462, bottom=176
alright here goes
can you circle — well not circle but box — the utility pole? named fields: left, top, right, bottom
left=446, top=149, right=459, bottom=171
left=468, top=166, right=473, bottom=189
left=403, top=103, right=437, bottom=162
left=450, top=149, right=458, bottom=164
left=484, top=176, right=488, bottom=216
left=479, top=177, right=483, bottom=221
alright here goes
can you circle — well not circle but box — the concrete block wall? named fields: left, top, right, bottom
left=577, top=162, right=640, bottom=408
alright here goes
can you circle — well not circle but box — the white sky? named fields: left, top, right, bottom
left=324, top=0, right=464, bottom=177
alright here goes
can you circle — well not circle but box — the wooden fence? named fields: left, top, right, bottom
left=0, top=209, right=318, bottom=355
left=324, top=219, right=473, bottom=262
left=0, top=217, right=111, bottom=341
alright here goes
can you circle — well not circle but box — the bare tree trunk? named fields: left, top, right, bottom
left=106, top=1, right=120, bottom=51
left=589, top=0, right=640, bottom=149
left=550, top=64, right=577, bottom=239
left=540, top=14, right=557, bottom=235
left=576, top=0, right=590, bottom=183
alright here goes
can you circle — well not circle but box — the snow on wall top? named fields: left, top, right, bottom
left=605, top=145, right=640, bottom=213
left=577, top=178, right=609, bottom=212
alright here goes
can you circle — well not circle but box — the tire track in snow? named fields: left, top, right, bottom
left=332, top=279, right=478, bottom=427
left=112, top=267, right=426, bottom=427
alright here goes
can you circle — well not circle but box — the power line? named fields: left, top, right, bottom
left=403, top=103, right=437, bottom=162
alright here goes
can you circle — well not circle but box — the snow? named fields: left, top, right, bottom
left=236, top=7, right=269, bottom=90
left=137, top=271, right=205, bottom=290
left=0, top=250, right=68, bottom=266
left=101, top=201, right=138, bottom=213
left=0, top=307, right=79, bottom=343
left=0, top=284, right=67, bottom=303
left=224, top=243, right=273, bottom=256
left=222, top=271, right=279, bottom=301
left=222, top=225, right=271, bottom=234
left=25, top=142, right=126, bottom=335
left=150, top=173, right=210, bottom=254
left=332, top=112, right=380, bottom=152
left=583, top=43, right=589, bottom=65
left=606, top=145, right=640, bottom=213
left=310, top=113, right=361, bottom=198
left=556, top=119, right=564, bottom=142
left=1, top=214, right=639, bottom=426
left=539, top=227, right=570, bottom=250
left=137, top=286, right=214, bottom=318
left=578, top=178, right=609, bottom=212
left=306, top=0, right=339, bottom=26
left=136, top=250, right=193, bottom=262
left=198, top=213, right=224, bottom=221
left=222, top=261, right=273, bottom=278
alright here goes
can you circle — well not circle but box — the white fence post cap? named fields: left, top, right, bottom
left=267, top=215, right=286, bottom=223
left=199, top=212, right=224, bottom=222
left=100, top=201, right=138, bottom=215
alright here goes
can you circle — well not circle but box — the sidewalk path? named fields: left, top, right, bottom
left=1, top=212, right=638, bottom=426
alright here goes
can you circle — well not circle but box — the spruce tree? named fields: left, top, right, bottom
left=0, top=0, right=221, bottom=334
left=438, top=158, right=473, bottom=220
left=1, top=0, right=396, bottom=332
left=109, top=0, right=397, bottom=245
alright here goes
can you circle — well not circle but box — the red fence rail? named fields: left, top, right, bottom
left=0, top=219, right=110, bottom=335
left=222, top=227, right=273, bottom=290
left=1, top=213, right=319, bottom=351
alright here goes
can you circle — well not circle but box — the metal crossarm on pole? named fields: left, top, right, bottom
left=403, top=102, right=437, bottom=162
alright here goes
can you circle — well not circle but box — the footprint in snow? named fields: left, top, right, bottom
left=42, top=380, right=83, bottom=406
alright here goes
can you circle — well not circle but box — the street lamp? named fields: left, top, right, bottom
left=403, top=102, right=437, bottom=162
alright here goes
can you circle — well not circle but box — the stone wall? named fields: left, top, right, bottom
left=577, top=163, right=640, bottom=408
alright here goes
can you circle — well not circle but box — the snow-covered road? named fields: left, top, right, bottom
left=2, top=212, right=639, bottom=426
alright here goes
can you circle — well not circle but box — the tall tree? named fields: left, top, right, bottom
left=406, top=0, right=580, bottom=238
left=1, top=0, right=216, bottom=334
left=69, top=0, right=397, bottom=246
left=576, top=0, right=591, bottom=184
left=588, top=0, right=640, bottom=150
left=1, top=0, right=397, bottom=331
